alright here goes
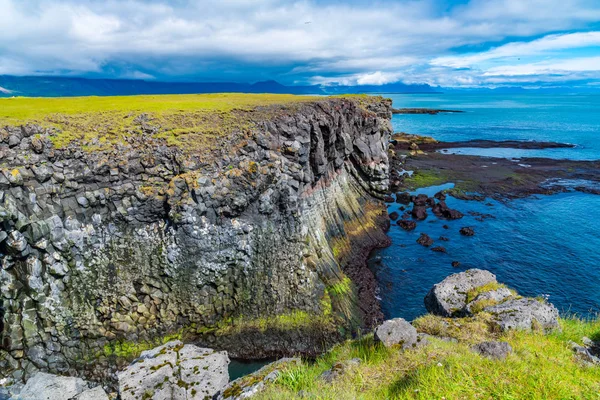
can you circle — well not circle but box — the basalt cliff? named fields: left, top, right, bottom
left=0, top=95, right=392, bottom=386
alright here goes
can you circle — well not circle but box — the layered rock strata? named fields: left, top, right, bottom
left=0, top=97, right=392, bottom=385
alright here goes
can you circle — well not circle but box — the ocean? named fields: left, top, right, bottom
left=371, top=93, right=600, bottom=321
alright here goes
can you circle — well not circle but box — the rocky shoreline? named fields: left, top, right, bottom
left=389, top=133, right=600, bottom=199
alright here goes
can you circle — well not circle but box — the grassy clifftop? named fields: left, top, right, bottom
left=255, top=314, right=600, bottom=399
left=0, top=93, right=376, bottom=153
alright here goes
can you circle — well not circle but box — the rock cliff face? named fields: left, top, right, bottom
left=0, top=97, right=392, bottom=385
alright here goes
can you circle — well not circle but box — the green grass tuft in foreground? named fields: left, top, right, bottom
left=256, top=315, right=600, bottom=399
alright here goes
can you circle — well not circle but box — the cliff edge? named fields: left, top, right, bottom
left=0, top=94, right=392, bottom=385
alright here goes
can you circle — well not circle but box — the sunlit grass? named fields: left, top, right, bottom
left=257, top=315, right=600, bottom=399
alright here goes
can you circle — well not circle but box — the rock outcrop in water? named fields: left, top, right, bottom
left=424, top=269, right=559, bottom=331
left=0, top=96, right=392, bottom=386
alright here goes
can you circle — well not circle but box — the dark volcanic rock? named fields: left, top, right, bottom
left=389, top=211, right=400, bottom=221
left=460, top=227, right=475, bottom=236
left=416, top=233, right=434, bottom=247
left=413, top=194, right=429, bottom=207
left=434, top=191, right=446, bottom=201
left=384, top=195, right=395, bottom=203
left=443, top=208, right=464, bottom=220
left=431, top=246, right=447, bottom=253
left=412, top=206, right=428, bottom=220
left=395, top=191, right=411, bottom=204
left=439, top=236, right=449, bottom=241
left=0, top=97, right=394, bottom=386
left=451, top=261, right=461, bottom=267
left=397, top=220, right=417, bottom=231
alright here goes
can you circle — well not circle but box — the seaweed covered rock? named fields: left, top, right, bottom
left=374, top=318, right=418, bottom=349
left=424, top=269, right=497, bottom=317
left=117, top=341, right=229, bottom=400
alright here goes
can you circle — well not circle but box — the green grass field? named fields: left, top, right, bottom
left=255, top=314, right=600, bottom=399
left=0, top=93, right=327, bottom=152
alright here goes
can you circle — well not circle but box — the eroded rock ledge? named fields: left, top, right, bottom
left=0, top=96, right=392, bottom=385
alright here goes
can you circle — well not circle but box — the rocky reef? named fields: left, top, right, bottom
left=0, top=95, right=393, bottom=386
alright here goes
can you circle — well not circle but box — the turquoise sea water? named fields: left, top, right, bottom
left=372, top=93, right=600, bottom=321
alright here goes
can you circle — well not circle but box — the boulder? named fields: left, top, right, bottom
left=451, top=261, right=461, bottom=267
left=411, top=206, right=428, bottom=220
left=466, top=287, right=514, bottom=314
left=395, top=192, right=411, bottom=205
left=16, top=372, right=91, bottom=400
left=118, top=340, right=229, bottom=400
left=397, top=220, right=416, bottom=231
left=484, top=298, right=559, bottom=332
left=416, top=233, right=433, bottom=247
left=424, top=269, right=497, bottom=317
left=389, top=211, right=399, bottom=221
left=459, top=227, right=475, bottom=236
left=374, top=318, right=418, bottom=349
left=431, top=246, right=446, bottom=253
left=472, top=341, right=512, bottom=360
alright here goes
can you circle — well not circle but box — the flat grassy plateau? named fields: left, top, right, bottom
left=0, top=93, right=329, bottom=153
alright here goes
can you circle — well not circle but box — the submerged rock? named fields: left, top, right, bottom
left=424, top=269, right=497, bottom=317
left=416, top=233, right=434, bottom=247
left=459, top=226, right=475, bottom=236
left=395, top=192, right=411, bottom=204
left=411, top=206, right=428, bottom=220
left=397, top=220, right=417, bottom=231
left=389, top=211, right=399, bottom=221
left=374, top=318, right=418, bottom=349
left=459, top=227, right=475, bottom=236
left=118, top=340, right=229, bottom=400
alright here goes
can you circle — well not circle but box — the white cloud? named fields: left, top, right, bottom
left=432, top=31, right=600, bottom=68
left=484, top=56, right=600, bottom=76
left=0, top=0, right=599, bottom=87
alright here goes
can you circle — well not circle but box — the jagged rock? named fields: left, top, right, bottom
left=484, top=298, right=559, bottom=332
left=472, top=341, right=512, bottom=359
left=424, top=269, right=497, bottom=317
left=374, top=318, right=418, bottom=349
left=395, top=192, right=411, bottom=204
left=416, top=233, right=433, bottom=247
left=570, top=339, right=600, bottom=365
left=15, top=372, right=91, bottom=400
left=319, top=358, right=361, bottom=383
left=411, top=206, right=428, bottom=220
left=118, top=340, right=229, bottom=400
left=466, top=287, right=514, bottom=314
left=459, top=227, right=475, bottom=236
left=397, top=220, right=416, bottom=231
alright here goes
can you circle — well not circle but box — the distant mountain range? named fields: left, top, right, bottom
left=1, top=75, right=597, bottom=98
left=0, top=75, right=438, bottom=97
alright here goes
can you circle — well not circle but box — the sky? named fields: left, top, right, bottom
left=1, top=0, right=600, bottom=88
